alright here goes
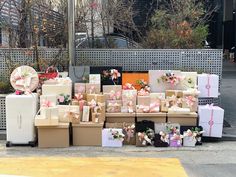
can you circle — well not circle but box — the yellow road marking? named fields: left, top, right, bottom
left=0, top=157, right=188, bottom=177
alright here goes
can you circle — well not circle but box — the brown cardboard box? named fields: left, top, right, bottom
left=85, top=83, right=100, bottom=94
left=92, top=112, right=104, bottom=123
left=137, top=96, right=150, bottom=106
left=72, top=123, right=103, bottom=146
left=37, top=123, right=69, bottom=148
left=167, top=113, right=198, bottom=126
left=182, top=94, right=198, bottom=112
left=105, top=113, right=135, bottom=123
left=136, top=113, right=166, bottom=123
left=105, top=123, right=136, bottom=145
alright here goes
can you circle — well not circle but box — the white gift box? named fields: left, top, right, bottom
left=40, top=95, right=57, bottom=107
left=198, top=74, right=219, bottom=98
left=102, top=128, right=123, bottom=147
left=198, top=105, right=224, bottom=138
left=89, top=74, right=101, bottom=84
left=181, top=72, right=198, bottom=89
left=42, top=84, right=72, bottom=99
left=149, top=70, right=182, bottom=92
left=183, top=136, right=196, bottom=147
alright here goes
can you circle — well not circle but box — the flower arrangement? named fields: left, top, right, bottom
left=138, top=128, right=155, bottom=146
left=102, top=69, right=121, bottom=85
left=166, top=124, right=179, bottom=134
left=158, top=72, right=182, bottom=87
left=183, top=128, right=204, bottom=145
left=110, top=129, right=125, bottom=141
left=57, top=94, right=71, bottom=105
left=137, top=79, right=151, bottom=96
left=159, top=131, right=169, bottom=143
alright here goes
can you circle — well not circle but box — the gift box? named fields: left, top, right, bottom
left=40, top=106, right=59, bottom=119
left=198, top=105, right=224, bottom=138
left=42, top=84, right=72, bottom=99
left=106, top=100, right=122, bottom=113
left=72, top=122, right=103, bottom=146
left=181, top=72, right=197, bottom=89
left=85, top=83, right=100, bottom=94
left=167, top=113, right=198, bottom=126
left=40, top=95, right=57, bottom=107
left=183, top=133, right=197, bottom=147
left=37, top=123, right=70, bottom=148
left=92, top=112, right=104, bottom=123
left=149, top=70, right=183, bottom=92
left=122, top=72, right=149, bottom=90
left=150, top=93, right=165, bottom=103
left=103, top=85, right=122, bottom=93
left=136, top=113, right=166, bottom=123
left=182, top=90, right=199, bottom=112
left=57, top=105, right=80, bottom=123
left=160, top=100, right=169, bottom=112
left=180, top=126, right=203, bottom=145
left=103, top=85, right=122, bottom=101
left=87, top=94, right=105, bottom=103
left=122, top=90, right=137, bottom=112
left=90, top=66, right=122, bottom=89
left=35, top=115, right=59, bottom=126
left=74, top=83, right=86, bottom=94
left=166, top=90, right=183, bottom=98
left=137, top=96, right=150, bottom=106
left=89, top=74, right=101, bottom=84
left=198, top=74, right=219, bottom=98
left=136, top=105, right=150, bottom=113
left=105, top=113, right=135, bottom=123
left=102, top=128, right=124, bottom=147
left=82, top=106, right=90, bottom=122
left=154, top=133, right=169, bottom=147
left=87, top=95, right=106, bottom=120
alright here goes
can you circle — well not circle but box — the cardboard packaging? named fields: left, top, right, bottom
left=122, top=90, right=137, bottom=111
left=106, top=100, right=122, bottom=113
left=74, top=83, right=86, bottom=94
left=182, top=91, right=198, bottom=112
left=137, top=96, right=150, bottom=106
left=198, top=74, right=219, bottom=98
left=102, top=128, right=124, bottom=147
left=37, top=123, right=70, bottom=148
left=85, top=83, right=101, bottom=94
left=122, top=72, right=149, bottom=90
left=136, top=113, right=166, bottom=123
left=35, top=115, right=59, bottom=126
left=89, top=74, right=101, bottom=84
left=87, top=94, right=106, bottom=120
left=40, top=95, right=57, bottom=107
left=105, top=113, right=135, bottom=123
left=42, top=84, right=72, bottom=99
left=57, top=105, right=80, bottom=123
left=198, top=105, right=224, bottom=138
left=181, top=72, right=198, bottom=90
left=72, top=123, right=103, bottom=146
left=149, top=70, right=182, bottom=92
left=160, top=100, right=169, bottom=112
left=167, top=113, right=198, bottom=126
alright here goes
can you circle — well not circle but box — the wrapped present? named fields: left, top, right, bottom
left=160, top=100, right=169, bottom=112
left=121, top=106, right=129, bottom=113
left=92, top=112, right=104, bottom=123
left=166, top=90, right=183, bottom=98
left=122, top=90, right=137, bottom=112
left=150, top=93, right=165, bottom=103
left=85, top=83, right=100, bottom=94
left=87, top=94, right=105, bottom=103
left=106, top=100, right=122, bottom=113
left=149, top=102, right=160, bottom=113
left=169, top=133, right=183, bottom=147
left=154, top=132, right=169, bottom=147
left=180, top=126, right=203, bottom=145
left=74, top=83, right=86, bottom=94
left=35, top=115, right=59, bottom=126
left=40, top=107, right=59, bottom=120
left=155, top=123, right=180, bottom=134
left=182, top=89, right=199, bottom=112
left=89, top=74, right=101, bottom=84
left=182, top=129, right=203, bottom=147
left=198, top=74, right=219, bottom=98
left=105, top=113, right=135, bottom=123
left=104, top=90, right=122, bottom=101
left=88, top=98, right=106, bottom=120
left=167, top=112, right=198, bottom=126
left=40, top=95, right=57, bottom=107
left=102, top=128, right=125, bottom=147
left=136, top=128, right=155, bottom=147
left=198, top=104, right=224, bottom=138
left=136, top=105, right=150, bottom=113
left=57, top=105, right=80, bottom=123
left=123, top=83, right=135, bottom=90
left=137, top=96, right=150, bottom=106
left=103, top=85, right=122, bottom=93
left=149, top=70, right=183, bottom=92
left=181, top=72, right=197, bottom=89
left=122, top=72, right=149, bottom=90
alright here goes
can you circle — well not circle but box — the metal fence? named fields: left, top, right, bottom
left=0, top=48, right=223, bottom=129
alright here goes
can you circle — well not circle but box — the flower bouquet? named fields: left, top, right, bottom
left=137, top=128, right=155, bottom=146
left=169, top=129, right=183, bottom=147
left=183, top=128, right=204, bottom=146
left=102, top=69, right=121, bottom=85
left=57, top=94, right=71, bottom=105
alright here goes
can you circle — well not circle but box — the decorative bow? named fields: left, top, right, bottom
left=137, top=128, right=154, bottom=146
left=123, top=124, right=135, bottom=142
left=170, top=133, right=184, bottom=141
left=185, top=95, right=196, bottom=107
left=64, top=110, right=80, bottom=120
left=123, top=83, right=135, bottom=90
left=106, top=102, right=121, bottom=113
left=149, top=102, right=160, bottom=113
left=41, top=100, right=54, bottom=107
left=88, top=99, right=103, bottom=113
left=109, top=90, right=122, bottom=100
left=74, top=93, right=83, bottom=101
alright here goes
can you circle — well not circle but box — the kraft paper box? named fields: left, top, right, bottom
left=35, top=115, right=59, bottom=126
left=85, top=83, right=101, bottom=94
left=37, top=123, right=69, bottom=148
left=198, top=105, right=224, bottom=138
left=161, top=100, right=169, bottom=112
left=150, top=93, right=165, bottom=103
left=182, top=92, right=198, bottom=112
left=167, top=113, right=198, bottom=126
left=181, top=72, right=197, bottom=89
left=40, top=95, right=57, bottom=107
left=105, top=113, right=135, bottom=123
left=102, top=128, right=124, bottom=147
left=122, top=72, right=149, bottom=90
left=149, top=70, right=182, bottom=92
left=122, top=90, right=137, bottom=110
left=42, top=84, right=72, bottom=99
left=92, top=113, right=104, bottom=123
left=137, top=96, right=150, bottom=106
left=57, top=105, right=80, bottom=123
left=106, top=100, right=122, bottom=113
left=198, top=74, right=219, bottom=98
left=74, top=83, right=86, bottom=94
left=72, top=123, right=103, bottom=146
left=87, top=94, right=105, bottom=103
left=103, top=85, right=122, bottom=93
left=103, top=85, right=122, bottom=101
left=89, top=74, right=101, bottom=84
left=136, top=113, right=166, bottom=123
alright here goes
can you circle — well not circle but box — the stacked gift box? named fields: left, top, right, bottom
left=6, top=65, right=225, bottom=148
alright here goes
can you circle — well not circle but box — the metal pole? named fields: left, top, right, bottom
left=68, top=0, right=75, bottom=66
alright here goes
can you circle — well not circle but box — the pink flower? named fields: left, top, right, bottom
left=110, top=69, right=121, bottom=80
left=58, top=96, right=65, bottom=103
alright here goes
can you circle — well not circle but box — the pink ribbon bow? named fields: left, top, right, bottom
left=123, top=124, right=135, bottom=142
left=41, top=100, right=54, bottom=107
left=110, top=69, right=121, bottom=81
left=74, top=93, right=83, bottom=101
left=185, top=95, right=196, bottom=107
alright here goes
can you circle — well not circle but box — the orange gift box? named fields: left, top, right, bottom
left=122, top=73, right=149, bottom=90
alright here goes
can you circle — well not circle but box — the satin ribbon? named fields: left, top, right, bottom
left=64, top=110, right=80, bottom=121
left=109, top=90, right=121, bottom=100
left=41, top=100, right=54, bottom=107
left=206, top=104, right=215, bottom=136
left=205, top=74, right=211, bottom=97
left=88, top=99, right=104, bottom=113
left=185, top=95, right=196, bottom=107
left=89, top=86, right=96, bottom=94
left=79, top=100, right=86, bottom=112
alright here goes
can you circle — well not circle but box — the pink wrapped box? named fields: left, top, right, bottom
left=198, top=105, right=224, bottom=138
left=198, top=74, right=219, bottom=98
left=149, top=70, right=183, bottom=92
